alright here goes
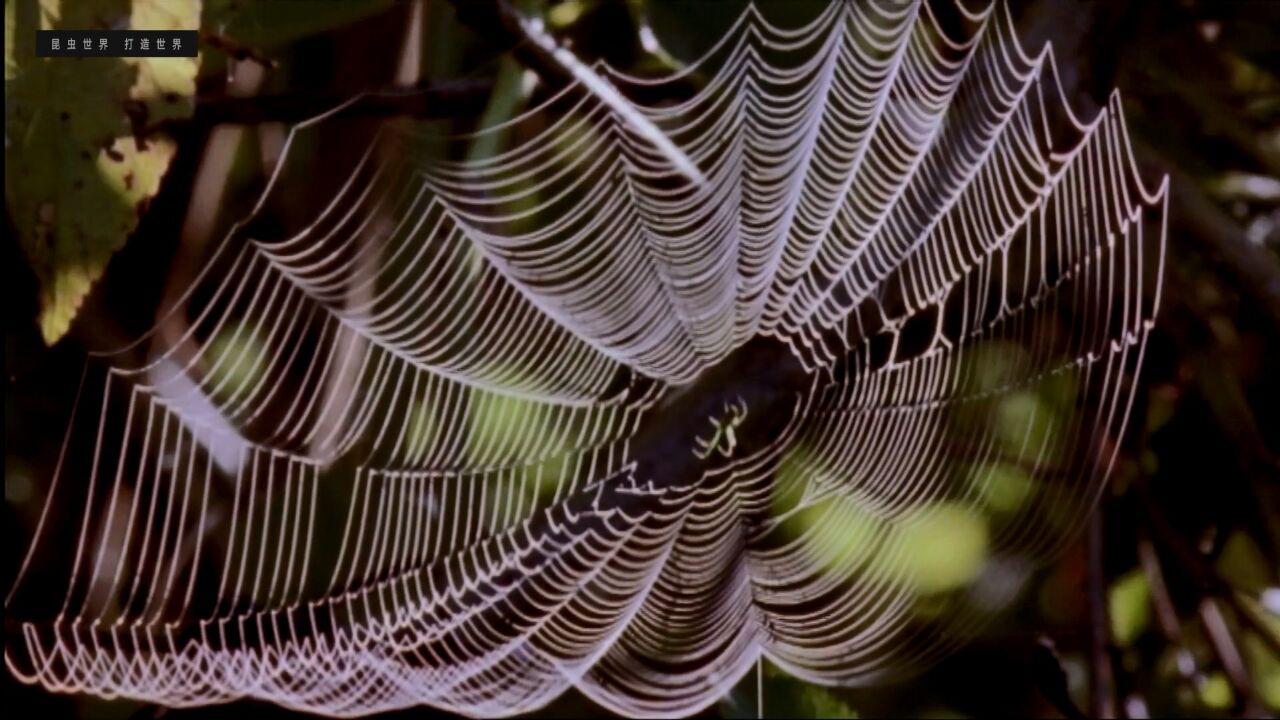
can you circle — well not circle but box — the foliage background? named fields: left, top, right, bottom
left=5, top=0, right=1279, bottom=717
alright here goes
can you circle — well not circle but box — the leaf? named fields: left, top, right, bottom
left=995, top=391, right=1064, bottom=464
left=967, top=461, right=1036, bottom=515
left=799, top=687, right=859, bottom=719
left=772, top=445, right=884, bottom=573
left=5, top=0, right=200, bottom=343
left=547, top=0, right=596, bottom=29
left=889, top=503, right=990, bottom=595
left=468, top=385, right=567, bottom=503
left=204, top=321, right=269, bottom=401
left=1245, top=631, right=1280, bottom=711
left=1215, top=531, right=1272, bottom=593
left=1108, top=569, right=1152, bottom=648
left=1198, top=672, right=1234, bottom=710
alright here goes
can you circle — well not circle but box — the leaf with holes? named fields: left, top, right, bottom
left=5, top=0, right=199, bottom=343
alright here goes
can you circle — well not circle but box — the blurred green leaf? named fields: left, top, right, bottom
left=772, top=446, right=882, bottom=572
left=406, top=398, right=437, bottom=449
left=995, top=391, right=1063, bottom=464
left=204, top=321, right=268, bottom=400
left=5, top=0, right=200, bottom=343
left=468, top=386, right=565, bottom=504
left=1198, top=672, right=1234, bottom=710
left=1215, top=531, right=1272, bottom=593
left=1244, top=631, right=1280, bottom=711
left=967, top=462, right=1036, bottom=515
left=466, top=54, right=540, bottom=268
left=1144, top=385, right=1179, bottom=434
left=889, top=502, right=989, bottom=595
left=792, top=683, right=859, bottom=718
left=1108, top=569, right=1152, bottom=648
left=785, top=496, right=882, bottom=573
left=965, top=341, right=1029, bottom=393
left=547, top=0, right=596, bottom=29
left=467, top=56, right=531, bottom=164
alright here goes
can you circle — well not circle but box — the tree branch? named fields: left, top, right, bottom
left=1198, top=598, right=1264, bottom=716
left=143, top=79, right=494, bottom=135
left=1134, top=474, right=1280, bottom=658
left=1136, top=142, right=1280, bottom=336
left=444, top=0, right=573, bottom=90
left=1086, top=511, right=1117, bottom=718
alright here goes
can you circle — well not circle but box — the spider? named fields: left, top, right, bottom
left=692, top=395, right=749, bottom=460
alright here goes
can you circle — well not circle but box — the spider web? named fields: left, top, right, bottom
left=7, top=2, right=1167, bottom=717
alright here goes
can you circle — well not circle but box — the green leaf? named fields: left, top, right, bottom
left=966, top=461, right=1036, bottom=515
left=784, top=496, right=883, bottom=573
left=467, top=385, right=566, bottom=505
left=1198, top=672, right=1234, bottom=710
left=6, top=0, right=200, bottom=343
left=547, top=0, right=596, bottom=29
left=772, top=445, right=884, bottom=573
left=887, top=502, right=990, bottom=595
left=1108, top=569, right=1152, bottom=647
left=1245, top=631, right=1280, bottom=710
left=203, top=0, right=395, bottom=48
left=793, top=683, right=859, bottom=718
left=995, top=391, right=1063, bottom=463
left=1215, top=531, right=1272, bottom=593
left=406, top=398, right=438, bottom=450
left=204, top=321, right=268, bottom=401
left=964, top=340, right=1029, bottom=393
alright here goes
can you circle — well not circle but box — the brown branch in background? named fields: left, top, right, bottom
left=445, top=0, right=573, bottom=90
left=154, top=58, right=271, bottom=362
left=1135, top=142, right=1280, bottom=337
left=443, top=0, right=701, bottom=104
left=1198, top=598, right=1264, bottom=716
left=1138, top=536, right=1200, bottom=684
left=1021, top=0, right=1280, bottom=339
left=1135, top=474, right=1280, bottom=659
left=1131, top=30, right=1280, bottom=179
left=1157, top=248, right=1280, bottom=578
left=1139, top=537, right=1182, bottom=642
left=1086, top=511, right=1117, bottom=719
left=143, top=79, right=494, bottom=135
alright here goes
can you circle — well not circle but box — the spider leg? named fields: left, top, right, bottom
left=721, top=426, right=737, bottom=456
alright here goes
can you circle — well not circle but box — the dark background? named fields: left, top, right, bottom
left=5, top=1, right=1278, bottom=717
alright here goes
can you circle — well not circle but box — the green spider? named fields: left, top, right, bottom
left=692, top=396, right=749, bottom=460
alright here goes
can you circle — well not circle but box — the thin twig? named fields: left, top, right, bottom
left=1139, top=537, right=1183, bottom=644
left=1086, top=511, right=1117, bottom=718
left=1135, top=141, right=1280, bottom=336
left=1134, top=474, right=1280, bottom=658
left=444, top=0, right=705, bottom=185
left=445, top=0, right=573, bottom=89
left=1138, top=536, right=1202, bottom=686
left=1198, top=598, right=1264, bottom=716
